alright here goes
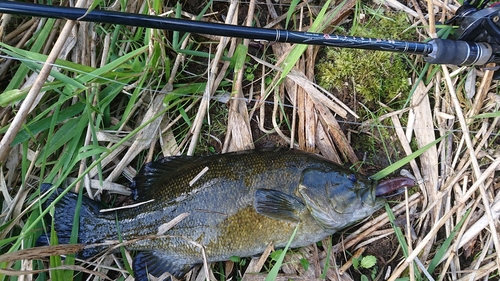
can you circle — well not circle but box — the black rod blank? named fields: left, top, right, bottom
left=1, top=1, right=498, bottom=65
left=0, top=1, right=433, bottom=55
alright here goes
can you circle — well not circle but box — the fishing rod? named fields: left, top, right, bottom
left=0, top=1, right=500, bottom=68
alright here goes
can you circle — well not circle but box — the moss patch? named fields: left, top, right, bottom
left=316, top=11, right=417, bottom=104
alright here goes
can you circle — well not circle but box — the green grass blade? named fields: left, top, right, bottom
left=385, top=204, right=409, bottom=256
left=232, top=44, right=248, bottom=73
left=173, top=2, right=182, bottom=49
left=34, top=118, right=81, bottom=166
left=4, top=18, right=56, bottom=91
left=385, top=204, right=422, bottom=280
left=11, top=102, right=85, bottom=145
left=278, top=0, right=338, bottom=82
left=265, top=224, right=299, bottom=281
left=0, top=48, right=87, bottom=89
left=0, top=89, right=29, bottom=107
left=174, top=0, right=213, bottom=50
left=370, top=133, right=448, bottom=180
left=427, top=208, right=471, bottom=274
left=62, top=188, right=85, bottom=280
left=285, top=0, right=301, bottom=29
left=48, top=206, right=64, bottom=281
left=321, top=238, right=332, bottom=279
left=470, top=111, right=500, bottom=118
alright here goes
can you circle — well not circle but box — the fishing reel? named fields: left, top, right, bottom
left=444, top=0, right=500, bottom=77
left=451, top=0, right=500, bottom=43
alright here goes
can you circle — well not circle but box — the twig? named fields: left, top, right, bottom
left=189, top=167, right=209, bottom=186
left=99, top=199, right=154, bottom=213
left=426, top=0, right=437, bottom=38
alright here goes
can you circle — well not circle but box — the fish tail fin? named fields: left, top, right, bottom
left=37, top=183, right=108, bottom=258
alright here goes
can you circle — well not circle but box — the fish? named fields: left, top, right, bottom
left=37, top=148, right=415, bottom=281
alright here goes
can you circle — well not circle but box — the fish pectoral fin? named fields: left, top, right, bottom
left=254, top=189, right=305, bottom=222
left=133, top=251, right=195, bottom=281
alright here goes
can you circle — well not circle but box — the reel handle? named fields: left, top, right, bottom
left=424, top=39, right=498, bottom=65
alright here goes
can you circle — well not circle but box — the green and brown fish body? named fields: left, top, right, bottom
left=38, top=148, right=414, bottom=280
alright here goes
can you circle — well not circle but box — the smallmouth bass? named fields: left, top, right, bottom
left=38, top=148, right=414, bottom=280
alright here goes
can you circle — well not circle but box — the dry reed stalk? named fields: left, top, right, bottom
left=262, top=0, right=359, bottom=164
left=105, top=93, right=166, bottom=181
left=391, top=145, right=500, bottom=280
left=442, top=65, right=500, bottom=268
left=315, top=103, right=358, bottom=164
left=0, top=13, right=11, bottom=39
left=410, top=81, right=439, bottom=213
left=247, top=55, right=355, bottom=119
left=281, top=247, right=317, bottom=277
left=426, top=0, right=437, bottom=38
left=64, top=177, right=129, bottom=196
left=0, top=245, right=84, bottom=263
left=338, top=247, right=365, bottom=274
left=5, top=148, right=37, bottom=223
left=188, top=0, right=238, bottom=155
left=241, top=243, right=274, bottom=281
left=223, top=0, right=256, bottom=152
left=408, top=80, right=439, bottom=268
left=316, top=121, right=341, bottom=163
left=456, top=260, right=498, bottom=281
left=78, top=22, right=102, bottom=195
left=373, top=0, right=419, bottom=17
left=297, top=8, right=316, bottom=152
left=390, top=114, right=426, bottom=205
left=3, top=18, right=37, bottom=43
left=468, top=64, right=495, bottom=118
left=409, top=0, right=429, bottom=27
left=167, top=30, right=191, bottom=89
left=296, top=59, right=317, bottom=152
left=0, top=18, right=39, bottom=77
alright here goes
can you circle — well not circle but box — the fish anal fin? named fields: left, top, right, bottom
left=133, top=251, right=195, bottom=281
left=254, top=189, right=305, bottom=222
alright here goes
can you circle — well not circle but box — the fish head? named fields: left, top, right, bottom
left=297, top=167, right=384, bottom=232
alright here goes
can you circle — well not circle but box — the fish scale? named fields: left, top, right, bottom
left=38, top=148, right=402, bottom=281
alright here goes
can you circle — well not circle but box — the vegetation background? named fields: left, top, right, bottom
left=0, top=0, right=499, bottom=280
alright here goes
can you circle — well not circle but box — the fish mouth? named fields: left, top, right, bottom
left=375, top=177, right=416, bottom=197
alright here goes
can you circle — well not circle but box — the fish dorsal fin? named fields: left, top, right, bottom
left=254, top=189, right=305, bottom=222
left=133, top=251, right=195, bottom=281
left=132, top=155, right=201, bottom=201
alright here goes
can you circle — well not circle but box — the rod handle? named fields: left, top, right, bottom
left=424, top=39, right=493, bottom=65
